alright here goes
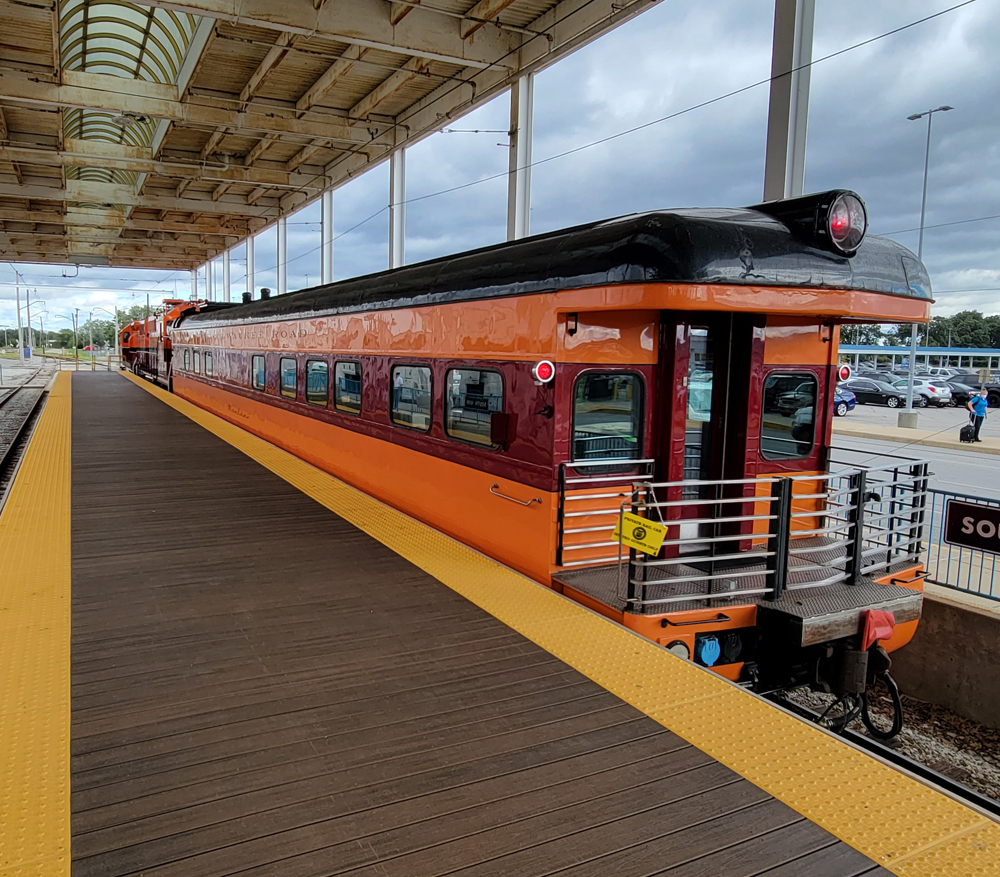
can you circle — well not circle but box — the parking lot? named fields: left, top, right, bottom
left=840, top=399, right=1000, bottom=439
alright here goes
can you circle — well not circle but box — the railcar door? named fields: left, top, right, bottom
left=656, top=314, right=761, bottom=547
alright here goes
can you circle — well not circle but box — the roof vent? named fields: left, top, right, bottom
left=259, top=287, right=271, bottom=299
left=242, top=292, right=252, bottom=303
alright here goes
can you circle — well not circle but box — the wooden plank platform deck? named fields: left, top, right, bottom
left=70, top=373, right=888, bottom=876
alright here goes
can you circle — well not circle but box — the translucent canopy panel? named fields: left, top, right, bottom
left=59, top=0, right=199, bottom=190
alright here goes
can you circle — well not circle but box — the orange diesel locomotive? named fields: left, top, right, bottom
left=123, top=191, right=932, bottom=735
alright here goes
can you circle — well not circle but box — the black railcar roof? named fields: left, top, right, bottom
left=177, top=202, right=932, bottom=329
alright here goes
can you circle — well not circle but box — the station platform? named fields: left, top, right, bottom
left=1, top=372, right=998, bottom=876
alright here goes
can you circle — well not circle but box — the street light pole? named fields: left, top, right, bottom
left=14, top=270, right=23, bottom=364
left=903, top=105, right=952, bottom=418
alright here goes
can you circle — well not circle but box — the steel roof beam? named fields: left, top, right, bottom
left=0, top=181, right=279, bottom=218
left=0, top=143, right=318, bottom=189
left=461, top=0, right=520, bottom=39
left=133, top=0, right=515, bottom=69
left=0, top=68, right=390, bottom=145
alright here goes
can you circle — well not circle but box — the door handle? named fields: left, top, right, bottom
left=490, top=483, right=542, bottom=507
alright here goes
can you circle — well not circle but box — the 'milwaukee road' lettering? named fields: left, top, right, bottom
left=944, top=499, right=1000, bottom=555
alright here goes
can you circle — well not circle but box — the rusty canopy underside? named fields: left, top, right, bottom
left=0, top=0, right=657, bottom=270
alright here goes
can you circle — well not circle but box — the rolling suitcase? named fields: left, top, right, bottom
left=960, top=423, right=976, bottom=443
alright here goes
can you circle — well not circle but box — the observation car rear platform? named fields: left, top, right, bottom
left=2, top=370, right=998, bottom=876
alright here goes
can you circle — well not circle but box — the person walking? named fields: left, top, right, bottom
left=967, top=388, right=989, bottom=442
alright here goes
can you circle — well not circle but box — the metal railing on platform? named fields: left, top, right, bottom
left=924, top=488, right=1000, bottom=601
left=556, top=452, right=930, bottom=611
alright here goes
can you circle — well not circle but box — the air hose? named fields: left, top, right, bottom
left=861, top=671, right=904, bottom=740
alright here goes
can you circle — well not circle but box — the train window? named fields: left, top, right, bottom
left=183, top=348, right=189, bottom=371
left=391, top=365, right=431, bottom=431
left=252, top=354, right=265, bottom=390
left=760, top=373, right=817, bottom=460
left=280, top=357, right=297, bottom=399
left=193, top=350, right=200, bottom=373
left=306, top=360, right=328, bottom=406
left=445, top=369, right=503, bottom=447
left=335, top=361, right=362, bottom=414
left=572, top=373, right=643, bottom=460
left=204, top=352, right=213, bottom=377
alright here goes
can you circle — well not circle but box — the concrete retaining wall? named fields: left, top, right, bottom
left=891, top=584, right=1000, bottom=730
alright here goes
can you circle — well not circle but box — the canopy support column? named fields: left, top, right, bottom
left=247, top=235, right=255, bottom=298
left=507, top=73, right=534, bottom=241
left=222, top=250, right=231, bottom=302
left=322, top=190, right=334, bottom=283
left=389, top=150, right=405, bottom=269
left=763, top=0, right=814, bottom=201
left=277, top=216, right=287, bottom=295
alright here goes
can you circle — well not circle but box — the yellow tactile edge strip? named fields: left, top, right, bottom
left=123, top=372, right=999, bottom=877
left=0, top=373, right=71, bottom=877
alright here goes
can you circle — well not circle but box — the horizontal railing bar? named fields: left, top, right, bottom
left=563, top=492, right=632, bottom=502
left=564, top=458, right=656, bottom=469
left=635, top=550, right=775, bottom=567
left=631, top=588, right=772, bottom=606
left=632, top=568, right=770, bottom=586
left=787, top=541, right=851, bottom=557
left=657, top=533, right=774, bottom=548
left=559, top=556, right=621, bottom=567
left=789, top=524, right=852, bottom=538
left=562, top=540, right=621, bottom=551
left=785, top=571, right=849, bottom=589
left=636, top=477, right=780, bottom=488
left=563, top=524, right=621, bottom=535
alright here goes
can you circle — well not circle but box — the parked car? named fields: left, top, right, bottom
left=947, top=386, right=972, bottom=403
left=774, top=381, right=815, bottom=416
left=839, top=377, right=907, bottom=408
left=889, top=378, right=953, bottom=407
left=833, top=388, right=856, bottom=417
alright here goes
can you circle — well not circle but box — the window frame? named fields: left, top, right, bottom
left=279, top=356, right=298, bottom=399
left=390, top=363, right=433, bottom=432
left=759, top=370, right=819, bottom=463
left=204, top=352, right=213, bottom=377
left=334, top=360, right=363, bottom=416
left=570, top=369, right=646, bottom=463
left=444, top=367, right=504, bottom=450
left=252, top=354, right=265, bottom=391
left=183, top=348, right=189, bottom=371
left=193, top=350, right=200, bottom=373
left=305, top=359, right=329, bottom=407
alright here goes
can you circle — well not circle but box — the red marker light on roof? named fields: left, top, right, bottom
left=827, top=193, right=867, bottom=255
left=532, top=360, right=555, bottom=384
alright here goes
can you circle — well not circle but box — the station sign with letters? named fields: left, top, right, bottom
left=943, top=499, right=1000, bottom=554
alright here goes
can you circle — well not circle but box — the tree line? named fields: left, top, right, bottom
left=841, top=310, right=1000, bottom=349
left=1, top=304, right=159, bottom=350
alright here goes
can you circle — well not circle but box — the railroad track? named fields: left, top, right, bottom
left=770, top=693, right=1000, bottom=820
left=0, top=384, right=46, bottom=509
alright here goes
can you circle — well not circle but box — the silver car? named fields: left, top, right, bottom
left=891, top=378, right=953, bottom=407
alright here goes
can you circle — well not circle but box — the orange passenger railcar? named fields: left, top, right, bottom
left=124, top=191, right=933, bottom=737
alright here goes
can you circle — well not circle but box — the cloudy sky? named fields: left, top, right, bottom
left=2, top=0, right=998, bottom=337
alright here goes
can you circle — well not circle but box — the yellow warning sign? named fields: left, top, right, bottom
left=613, top=511, right=667, bottom=556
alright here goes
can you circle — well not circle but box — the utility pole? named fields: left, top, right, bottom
left=25, top=291, right=32, bottom=360
left=74, top=308, right=79, bottom=371
left=15, top=270, right=23, bottom=364
left=902, top=104, right=952, bottom=424
left=89, top=310, right=95, bottom=371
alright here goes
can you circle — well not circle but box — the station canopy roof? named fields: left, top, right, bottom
left=0, top=0, right=654, bottom=270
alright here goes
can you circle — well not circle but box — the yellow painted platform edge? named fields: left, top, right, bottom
left=0, top=373, right=71, bottom=876
left=121, top=372, right=1000, bottom=876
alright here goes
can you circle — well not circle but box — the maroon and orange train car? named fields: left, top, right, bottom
left=123, top=190, right=933, bottom=728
